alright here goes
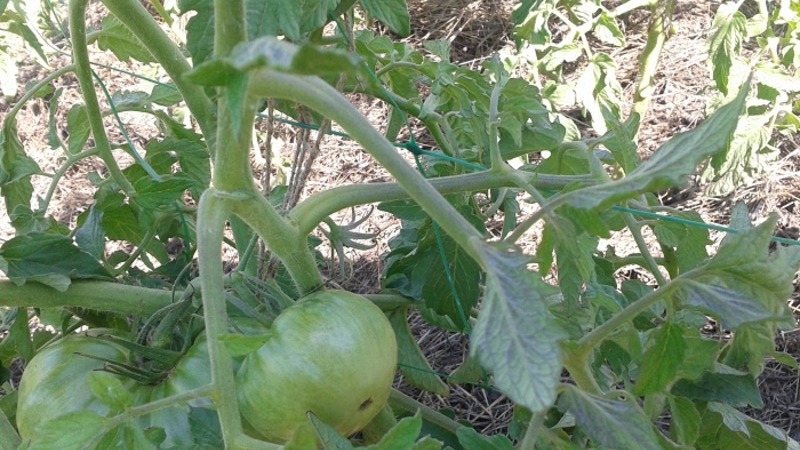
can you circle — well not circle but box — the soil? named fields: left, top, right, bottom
left=2, top=0, right=800, bottom=443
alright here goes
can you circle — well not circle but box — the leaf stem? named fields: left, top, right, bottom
left=68, top=0, right=133, bottom=193
left=291, top=170, right=594, bottom=235
left=231, top=194, right=325, bottom=295
left=0, top=279, right=173, bottom=314
left=577, top=275, right=683, bottom=351
left=2, top=65, right=74, bottom=124
left=250, top=71, right=486, bottom=263
left=622, top=213, right=669, bottom=287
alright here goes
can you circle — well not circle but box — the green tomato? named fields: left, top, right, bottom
left=16, top=331, right=217, bottom=448
left=15, top=333, right=150, bottom=440
left=236, top=289, right=398, bottom=443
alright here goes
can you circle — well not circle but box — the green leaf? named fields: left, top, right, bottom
left=218, top=333, right=270, bottom=357
left=95, top=15, right=156, bottom=63
left=680, top=278, right=783, bottom=329
left=360, top=0, right=411, bottom=36
left=187, top=407, right=224, bottom=448
left=89, top=371, right=134, bottom=412
left=668, top=396, right=701, bottom=446
left=387, top=307, right=449, bottom=396
left=149, top=83, right=183, bottom=106
left=308, top=412, right=354, bottom=450
left=66, top=104, right=91, bottom=155
left=0, top=233, right=113, bottom=290
left=565, top=79, right=749, bottom=209
left=75, top=206, right=106, bottom=259
left=27, top=411, right=108, bottom=450
left=675, top=331, right=719, bottom=381
left=471, top=243, right=566, bottom=413
left=634, top=322, right=687, bottom=396
left=706, top=402, right=800, bottom=450
left=682, top=211, right=800, bottom=330
left=0, top=120, right=40, bottom=218
left=671, top=369, right=764, bottom=408
left=368, top=412, right=423, bottom=450
left=412, top=436, right=444, bottom=450
left=708, top=3, right=746, bottom=95
left=558, top=386, right=662, bottom=450
left=456, top=426, right=514, bottom=450
left=721, top=323, right=777, bottom=375
left=132, top=175, right=194, bottom=210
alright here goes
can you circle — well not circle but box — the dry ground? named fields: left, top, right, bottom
left=2, top=0, right=800, bottom=441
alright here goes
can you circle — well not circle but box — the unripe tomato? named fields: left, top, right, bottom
left=15, top=334, right=150, bottom=439
left=235, top=289, right=398, bottom=443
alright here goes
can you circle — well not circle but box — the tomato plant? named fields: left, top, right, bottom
left=236, top=290, right=397, bottom=443
left=0, top=0, right=799, bottom=449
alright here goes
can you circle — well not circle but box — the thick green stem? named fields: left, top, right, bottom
left=249, top=71, right=485, bottom=264
left=196, top=190, right=248, bottom=448
left=100, top=0, right=214, bottom=142
left=291, top=170, right=594, bottom=235
left=231, top=194, right=324, bottom=295
left=631, top=0, right=676, bottom=127
left=0, top=280, right=172, bottom=314
left=69, top=0, right=133, bottom=193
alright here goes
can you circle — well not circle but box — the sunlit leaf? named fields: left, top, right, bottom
left=709, top=3, right=746, bottom=94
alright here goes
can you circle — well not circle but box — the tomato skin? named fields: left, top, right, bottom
left=236, top=289, right=398, bottom=443
left=15, top=334, right=150, bottom=439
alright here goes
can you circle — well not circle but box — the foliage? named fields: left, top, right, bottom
left=0, top=0, right=799, bottom=449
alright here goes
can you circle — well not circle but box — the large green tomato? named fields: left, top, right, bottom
left=15, top=333, right=150, bottom=440
left=16, top=332, right=216, bottom=448
left=236, top=289, right=398, bottom=443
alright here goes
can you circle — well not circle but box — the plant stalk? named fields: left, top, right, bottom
left=68, top=0, right=134, bottom=193
left=196, top=190, right=248, bottom=448
left=249, top=71, right=486, bottom=264
left=0, top=280, right=173, bottom=314
left=291, top=170, right=595, bottom=235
